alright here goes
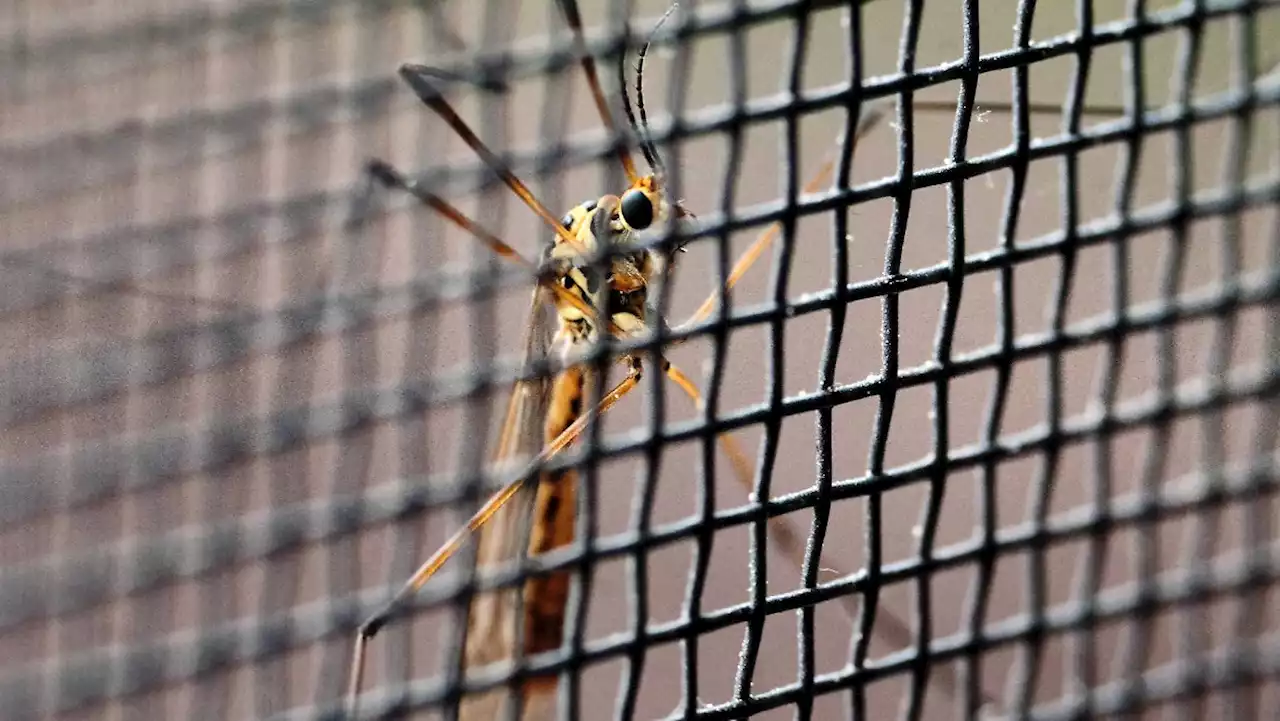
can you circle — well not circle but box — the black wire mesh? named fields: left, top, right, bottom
left=2, top=0, right=1278, bottom=720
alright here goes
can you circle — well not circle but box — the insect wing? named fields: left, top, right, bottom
left=459, top=285, right=554, bottom=718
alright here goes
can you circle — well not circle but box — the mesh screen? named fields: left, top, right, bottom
left=2, top=0, right=1279, bottom=719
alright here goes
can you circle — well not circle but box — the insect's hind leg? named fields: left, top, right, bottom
left=659, top=355, right=1001, bottom=711
left=344, top=358, right=645, bottom=718
left=660, top=359, right=822, bottom=600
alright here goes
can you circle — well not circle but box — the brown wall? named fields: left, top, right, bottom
left=1, top=1, right=1278, bottom=720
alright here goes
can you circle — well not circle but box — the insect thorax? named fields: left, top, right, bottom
left=547, top=197, right=657, bottom=346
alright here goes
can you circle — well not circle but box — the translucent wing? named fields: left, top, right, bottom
left=459, top=284, right=554, bottom=719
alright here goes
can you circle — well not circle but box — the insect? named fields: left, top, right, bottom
left=342, top=4, right=764, bottom=712
left=339, top=1, right=1134, bottom=716
left=340, top=3, right=878, bottom=715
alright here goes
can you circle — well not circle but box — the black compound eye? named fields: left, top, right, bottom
left=560, top=275, right=574, bottom=289
left=582, top=198, right=598, bottom=213
left=619, top=189, right=654, bottom=230
left=559, top=212, right=575, bottom=229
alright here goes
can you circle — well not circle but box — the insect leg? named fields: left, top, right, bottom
left=554, top=0, right=641, bottom=183
left=346, top=358, right=644, bottom=718
left=671, top=347, right=1010, bottom=710
left=674, top=100, right=888, bottom=330
left=395, top=62, right=510, bottom=94
left=660, top=358, right=832, bottom=600
left=396, top=63, right=589, bottom=254
left=659, top=359, right=996, bottom=708
left=357, top=160, right=618, bottom=334
left=361, top=159, right=536, bottom=267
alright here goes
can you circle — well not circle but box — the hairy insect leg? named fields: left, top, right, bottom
left=345, top=358, right=644, bottom=718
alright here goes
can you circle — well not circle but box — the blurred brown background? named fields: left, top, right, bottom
left=1, top=0, right=1278, bottom=720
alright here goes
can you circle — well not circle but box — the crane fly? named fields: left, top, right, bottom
left=340, top=0, right=1134, bottom=716
left=342, top=4, right=873, bottom=715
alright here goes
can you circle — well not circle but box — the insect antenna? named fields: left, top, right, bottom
left=633, top=11, right=670, bottom=176
left=618, top=4, right=676, bottom=179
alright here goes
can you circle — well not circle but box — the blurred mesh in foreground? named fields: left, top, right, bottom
left=1, top=1, right=1278, bottom=720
